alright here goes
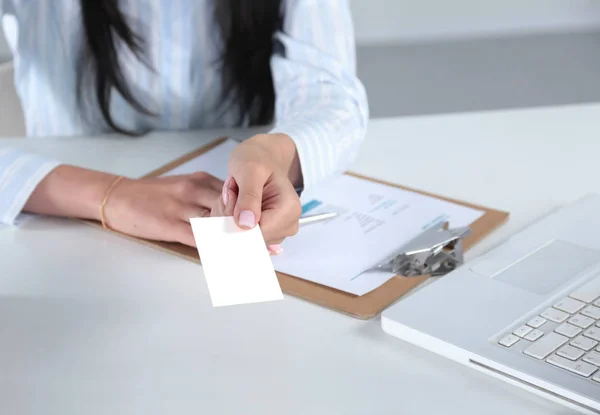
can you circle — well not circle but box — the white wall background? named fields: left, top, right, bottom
left=350, top=0, right=600, bottom=44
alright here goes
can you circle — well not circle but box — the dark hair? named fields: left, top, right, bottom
left=77, top=0, right=283, bottom=135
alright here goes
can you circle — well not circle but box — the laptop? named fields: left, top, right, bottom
left=382, top=193, right=600, bottom=414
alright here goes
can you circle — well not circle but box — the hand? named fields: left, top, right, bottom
left=211, top=135, right=303, bottom=254
left=103, top=172, right=223, bottom=246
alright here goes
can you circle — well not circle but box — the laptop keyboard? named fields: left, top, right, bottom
left=498, top=274, right=600, bottom=383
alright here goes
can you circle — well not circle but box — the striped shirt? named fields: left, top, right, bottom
left=0, top=0, right=368, bottom=226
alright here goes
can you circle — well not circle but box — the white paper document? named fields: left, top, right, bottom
left=163, top=139, right=237, bottom=179
left=270, top=175, right=484, bottom=295
left=172, top=139, right=484, bottom=296
left=190, top=217, right=283, bottom=307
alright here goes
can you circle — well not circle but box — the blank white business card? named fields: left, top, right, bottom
left=190, top=217, right=283, bottom=307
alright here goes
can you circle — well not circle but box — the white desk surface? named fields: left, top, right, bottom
left=2, top=103, right=600, bottom=414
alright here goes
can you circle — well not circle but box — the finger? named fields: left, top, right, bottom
left=221, top=177, right=231, bottom=206
left=211, top=205, right=223, bottom=217
left=223, top=188, right=238, bottom=217
left=211, top=182, right=239, bottom=217
left=220, top=177, right=240, bottom=205
left=259, top=195, right=301, bottom=242
left=211, top=194, right=226, bottom=217
left=225, top=176, right=239, bottom=194
left=268, top=245, right=284, bottom=255
left=231, top=168, right=268, bottom=229
left=267, top=237, right=284, bottom=246
left=260, top=212, right=296, bottom=246
left=211, top=178, right=230, bottom=217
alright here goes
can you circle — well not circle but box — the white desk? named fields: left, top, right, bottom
left=2, top=103, right=600, bottom=414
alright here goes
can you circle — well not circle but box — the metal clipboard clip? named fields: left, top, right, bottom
left=369, top=222, right=472, bottom=277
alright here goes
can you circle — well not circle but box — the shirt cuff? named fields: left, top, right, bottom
left=270, top=121, right=331, bottom=193
left=0, top=150, right=62, bottom=226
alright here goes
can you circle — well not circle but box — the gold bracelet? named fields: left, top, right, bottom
left=100, top=176, right=124, bottom=230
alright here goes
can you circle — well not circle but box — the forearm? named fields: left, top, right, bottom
left=23, top=165, right=120, bottom=221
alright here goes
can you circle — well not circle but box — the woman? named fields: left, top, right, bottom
left=0, top=0, right=368, bottom=253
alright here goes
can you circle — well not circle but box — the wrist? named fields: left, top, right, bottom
left=99, top=176, right=127, bottom=228
left=75, top=172, right=122, bottom=221
left=24, top=165, right=123, bottom=221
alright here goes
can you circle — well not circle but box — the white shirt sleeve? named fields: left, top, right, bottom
left=269, top=0, right=369, bottom=191
left=0, top=148, right=61, bottom=226
left=0, top=3, right=62, bottom=226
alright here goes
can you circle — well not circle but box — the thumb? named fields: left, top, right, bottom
left=232, top=171, right=267, bottom=229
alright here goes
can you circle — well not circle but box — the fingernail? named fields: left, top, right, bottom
left=268, top=244, right=284, bottom=255
left=222, top=178, right=231, bottom=205
left=238, top=210, right=255, bottom=228
left=222, top=186, right=228, bottom=205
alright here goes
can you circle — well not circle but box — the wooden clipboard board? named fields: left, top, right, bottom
left=84, top=137, right=509, bottom=319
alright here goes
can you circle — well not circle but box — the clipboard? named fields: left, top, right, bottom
left=84, top=137, right=509, bottom=319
